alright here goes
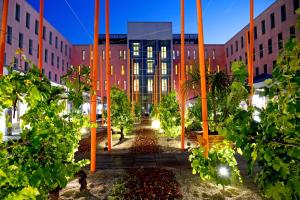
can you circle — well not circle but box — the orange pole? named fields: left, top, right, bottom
left=127, top=48, right=130, bottom=100
left=90, top=0, right=99, bottom=173
left=135, top=73, right=138, bottom=103
left=249, top=0, right=254, bottom=105
left=100, top=53, right=104, bottom=126
left=0, top=0, right=8, bottom=76
left=208, top=57, right=211, bottom=74
left=245, top=30, right=250, bottom=79
left=180, top=0, right=186, bottom=150
left=196, top=0, right=209, bottom=157
left=131, top=59, right=134, bottom=112
left=159, top=53, right=162, bottom=102
left=105, top=0, right=112, bottom=152
left=38, top=0, right=44, bottom=77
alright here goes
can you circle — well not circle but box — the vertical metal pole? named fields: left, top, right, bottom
left=38, top=0, right=44, bottom=77
left=100, top=54, right=104, bottom=127
left=127, top=48, right=130, bottom=100
left=131, top=58, right=134, bottom=112
left=245, top=30, right=250, bottom=80
left=90, top=0, right=99, bottom=173
left=196, top=0, right=209, bottom=157
left=106, top=0, right=112, bottom=152
left=159, top=52, right=162, bottom=102
left=180, top=0, right=186, bottom=150
left=249, top=0, right=254, bottom=105
left=0, top=0, right=9, bottom=76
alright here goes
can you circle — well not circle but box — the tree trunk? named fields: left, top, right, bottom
left=119, top=127, right=124, bottom=142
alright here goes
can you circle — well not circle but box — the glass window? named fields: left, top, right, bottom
left=235, top=41, right=238, bottom=52
left=177, top=50, right=179, bottom=57
left=15, top=3, right=20, bottom=22
left=7, top=26, right=12, bottom=45
left=49, top=71, right=52, bottom=80
left=270, top=13, right=275, bottom=29
left=294, top=0, right=300, bottom=13
left=290, top=26, right=296, bottom=38
left=24, top=61, right=29, bottom=71
left=268, top=38, right=272, bottom=54
left=119, top=50, right=122, bottom=58
left=121, top=65, right=125, bottom=75
left=26, top=13, right=30, bottom=28
left=35, top=20, right=39, bottom=35
left=261, top=20, right=266, bottom=34
left=111, top=65, right=113, bottom=75
left=161, top=46, right=167, bottom=59
left=29, top=39, right=33, bottom=55
left=193, top=50, right=196, bottom=60
left=60, top=41, right=63, bottom=52
left=43, top=26, right=46, bottom=40
left=259, top=44, right=263, bottom=58
left=241, top=36, right=244, bottom=49
left=212, top=50, right=215, bottom=60
left=147, top=62, right=153, bottom=73
left=124, top=81, right=127, bottom=90
left=18, top=33, right=23, bottom=49
left=134, top=79, right=139, bottom=92
left=134, top=63, right=139, bottom=75
left=175, top=64, right=178, bottom=75
left=172, top=50, right=175, bottom=60
left=281, top=4, right=286, bottom=22
left=161, top=63, right=167, bottom=75
left=187, top=50, right=190, bottom=58
left=82, top=50, right=86, bottom=61
left=147, top=46, right=153, bottom=58
left=51, top=53, right=54, bottom=66
left=162, top=79, right=167, bottom=92
left=147, top=79, right=153, bottom=92
left=133, top=43, right=140, bottom=56
left=57, top=56, right=60, bottom=69
left=55, top=37, right=58, bottom=49
left=278, top=33, right=283, bottom=49
left=49, top=32, right=52, bottom=45
left=264, top=64, right=268, bottom=75
left=254, top=26, right=257, bottom=40
left=45, top=49, right=48, bottom=63
left=123, top=50, right=126, bottom=60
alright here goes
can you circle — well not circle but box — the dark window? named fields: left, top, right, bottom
left=49, top=71, right=52, bottom=80
left=245, top=52, right=248, bottom=64
left=57, top=57, right=60, bottom=69
left=51, top=53, right=54, bottom=66
left=241, top=36, right=244, bottom=49
left=261, top=20, right=266, bottom=34
left=270, top=13, right=275, bottom=29
left=42, top=69, right=45, bottom=75
left=259, top=44, right=263, bottom=58
left=273, top=60, right=277, bottom=69
left=37, top=44, right=39, bottom=58
left=290, top=26, right=296, bottom=38
left=69, top=48, right=71, bottom=58
left=15, top=3, right=20, bottom=22
left=255, top=67, right=259, bottom=77
left=45, top=49, right=48, bottom=63
left=226, top=48, right=229, bottom=57
left=230, top=45, right=233, bottom=55
left=281, top=5, right=286, bottom=22
left=239, top=56, right=242, bottom=61
left=268, top=38, right=273, bottom=54
left=35, top=20, right=39, bottom=35
left=278, top=33, right=283, bottom=49
left=29, top=39, right=33, bottom=55
left=25, top=61, right=29, bottom=72
left=55, top=74, right=57, bottom=82
left=13, top=57, right=18, bottom=69
left=65, top=45, right=67, bottom=56
left=264, top=64, right=268, bottom=75
left=253, top=48, right=255, bottom=61
left=18, top=33, right=23, bottom=49
left=7, top=26, right=12, bottom=45
left=55, top=37, right=58, bottom=49
left=43, top=26, right=46, bottom=40
left=60, top=41, right=63, bottom=52
left=254, top=26, right=257, bottom=40
left=235, top=41, right=238, bottom=52
left=49, top=31, right=52, bottom=45
left=26, top=13, right=30, bottom=28
left=294, top=0, right=300, bottom=13
left=62, top=59, right=64, bottom=70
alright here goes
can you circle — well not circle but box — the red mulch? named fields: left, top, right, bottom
left=130, top=128, right=161, bottom=153
left=77, top=129, right=106, bottom=156
left=123, top=168, right=183, bottom=200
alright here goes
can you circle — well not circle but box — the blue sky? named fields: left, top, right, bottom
left=27, top=0, right=276, bottom=44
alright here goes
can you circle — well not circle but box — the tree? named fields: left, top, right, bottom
left=110, top=87, right=134, bottom=141
left=0, top=57, right=90, bottom=199
left=158, top=92, right=181, bottom=138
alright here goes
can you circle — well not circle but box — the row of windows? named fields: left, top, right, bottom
left=14, top=3, right=71, bottom=58
left=132, top=43, right=168, bottom=59
left=133, top=79, right=168, bottom=92
left=133, top=62, right=168, bottom=75
left=226, top=2, right=298, bottom=58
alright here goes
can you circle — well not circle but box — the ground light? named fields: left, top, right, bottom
left=218, top=166, right=230, bottom=178
left=152, top=119, right=161, bottom=130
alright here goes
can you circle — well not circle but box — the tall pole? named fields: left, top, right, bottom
left=196, top=0, right=209, bottom=157
left=100, top=54, right=104, bottom=126
left=106, top=0, right=112, bottom=152
left=131, top=59, right=134, bottom=112
left=159, top=53, right=162, bottom=102
left=0, top=0, right=9, bottom=76
left=90, top=0, right=99, bottom=173
left=38, top=0, right=44, bottom=77
left=180, top=0, right=186, bottom=150
left=245, top=30, right=250, bottom=79
left=249, top=0, right=254, bottom=105
left=127, top=48, right=130, bottom=100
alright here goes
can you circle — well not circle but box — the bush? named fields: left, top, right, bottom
left=189, top=141, right=242, bottom=187
left=157, top=92, right=181, bottom=138
left=0, top=59, right=89, bottom=199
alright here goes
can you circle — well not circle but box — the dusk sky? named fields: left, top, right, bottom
left=27, top=0, right=276, bottom=44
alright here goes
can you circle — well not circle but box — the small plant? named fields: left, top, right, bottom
left=157, top=92, right=181, bottom=138
left=134, top=102, right=142, bottom=122
left=189, top=141, right=242, bottom=188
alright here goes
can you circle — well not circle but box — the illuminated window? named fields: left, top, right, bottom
left=190, top=65, right=193, bottom=72
left=188, top=50, right=190, bottom=59
left=134, top=79, right=139, bottom=92
left=147, top=46, right=153, bottom=58
left=175, top=64, right=178, bottom=75
left=82, top=50, right=86, bottom=61
left=147, top=62, right=153, bottom=73
left=212, top=49, right=215, bottom=60
left=90, top=50, right=93, bottom=60
left=111, top=65, right=113, bottom=75
left=102, top=50, right=105, bottom=60
left=161, top=63, right=167, bottom=75
left=121, top=65, right=125, bottom=75
left=161, top=46, right=167, bottom=59
left=97, top=81, right=100, bottom=90
left=134, top=63, right=139, bottom=75
left=133, top=43, right=140, bottom=56
left=172, top=50, right=175, bottom=60
left=162, top=79, right=167, bottom=92
left=186, top=65, right=189, bottom=75
left=177, top=50, right=179, bottom=57
left=147, top=79, right=153, bottom=92
left=124, top=81, right=127, bottom=90
left=119, top=50, right=122, bottom=58
left=193, top=50, right=196, bottom=60
left=117, top=81, right=120, bottom=85
left=109, top=50, right=111, bottom=58
left=105, top=80, right=107, bottom=90
left=123, top=50, right=126, bottom=60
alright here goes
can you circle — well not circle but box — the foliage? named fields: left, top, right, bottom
left=189, top=141, right=242, bottom=186
left=218, top=38, right=300, bottom=199
left=134, top=102, right=142, bottom=122
left=0, top=58, right=90, bottom=199
left=110, top=87, right=134, bottom=139
left=186, top=98, right=202, bottom=131
left=157, top=92, right=181, bottom=138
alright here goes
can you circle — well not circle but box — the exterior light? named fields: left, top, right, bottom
left=152, top=119, right=160, bottom=130
left=218, top=166, right=230, bottom=178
